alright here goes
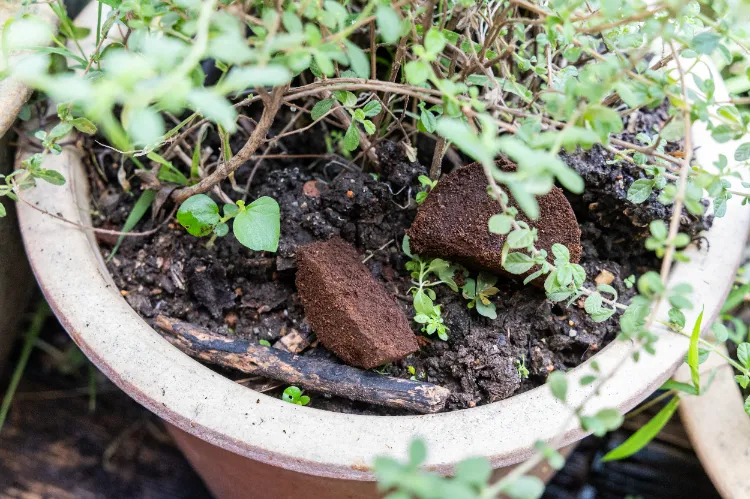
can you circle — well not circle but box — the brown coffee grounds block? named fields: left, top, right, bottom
left=406, top=160, right=582, bottom=284
left=296, top=238, right=419, bottom=369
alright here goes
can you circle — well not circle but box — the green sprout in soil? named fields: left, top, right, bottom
left=282, top=386, right=310, bottom=406
left=403, top=235, right=460, bottom=341
left=415, top=175, right=438, bottom=205
left=462, top=272, right=500, bottom=319
left=515, top=357, right=530, bottom=380
left=177, top=194, right=280, bottom=251
left=407, top=365, right=426, bottom=381
left=258, top=339, right=271, bottom=347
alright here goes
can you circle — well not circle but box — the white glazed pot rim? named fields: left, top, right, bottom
left=16, top=60, right=750, bottom=481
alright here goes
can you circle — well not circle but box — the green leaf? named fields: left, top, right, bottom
left=70, top=117, right=97, bottom=135
left=584, top=293, right=603, bottom=314
left=475, top=300, right=497, bottom=319
left=362, top=101, right=382, bottom=117
left=504, top=252, right=534, bottom=274
left=627, top=179, right=654, bottom=204
left=187, top=90, right=237, bottom=132
left=233, top=197, right=280, bottom=252
left=0, top=204, right=5, bottom=218
left=533, top=441, right=565, bottom=470
left=581, top=409, right=623, bottom=436
left=455, top=457, right=491, bottom=487
left=735, top=143, right=750, bottom=162
left=660, top=379, right=698, bottom=395
left=424, top=28, right=446, bottom=54
left=722, top=283, right=750, bottom=313
left=127, top=107, right=165, bottom=148
left=220, top=65, right=292, bottom=92
left=311, top=98, right=335, bottom=121
left=343, top=40, right=370, bottom=79
left=404, top=60, right=431, bottom=85
left=214, top=222, right=229, bottom=237
left=488, top=214, right=513, bottom=235
left=343, top=123, right=360, bottom=151
left=408, top=439, right=427, bottom=466
left=177, top=194, right=220, bottom=237
left=436, top=118, right=495, bottom=167
left=362, top=120, right=376, bottom=135
left=402, top=235, right=412, bottom=258
left=501, top=475, right=545, bottom=499
left=691, top=32, right=720, bottom=55
left=712, top=322, right=729, bottom=342
left=376, top=6, right=401, bottom=44
left=583, top=105, right=623, bottom=141
left=745, top=395, right=750, bottom=417
left=420, top=108, right=437, bottom=133
left=109, top=190, right=155, bottom=260
left=650, top=220, right=668, bottom=240
left=547, top=371, right=567, bottom=402
left=688, top=308, right=704, bottom=393
left=552, top=244, right=570, bottom=263
left=738, top=343, right=750, bottom=369
left=36, top=169, right=66, bottom=185
left=602, top=397, right=680, bottom=462
left=507, top=228, right=534, bottom=249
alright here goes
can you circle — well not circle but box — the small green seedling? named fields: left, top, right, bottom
left=312, top=87, right=382, bottom=152
left=407, top=365, right=426, bottom=381
left=404, top=235, right=460, bottom=341
left=462, top=272, right=499, bottom=319
left=258, top=339, right=271, bottom=347
left=414, top=305, right=448, bottom=341
left=416, top=175, right=438, bottom=204
left=177, top=194, right=280, bottom=251
left=516, top=357, right=529, bottom=379
left=282, top=386, right=310, bottom=406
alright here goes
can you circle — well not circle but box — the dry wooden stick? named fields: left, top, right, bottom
left=155, top=315, right=450, bottom=414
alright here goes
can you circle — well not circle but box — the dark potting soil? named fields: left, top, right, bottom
left=88, top=108, right=710, bottom=415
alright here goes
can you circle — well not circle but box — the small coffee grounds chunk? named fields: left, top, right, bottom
left=406, top=160, right=582, bottom=283
left=296, top=238, right=418, bottom=368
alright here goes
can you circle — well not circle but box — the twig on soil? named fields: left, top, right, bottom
left=170, top=85, right=289, bottom=203
left=155, top=315, right=450, bottom=413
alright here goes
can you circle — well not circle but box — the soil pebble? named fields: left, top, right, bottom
left=296, top=237, right=419, bottom=369
left=406, top=160, right=582, bottom=283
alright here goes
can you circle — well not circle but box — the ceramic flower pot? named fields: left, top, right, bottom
left=14, top=4, right=750, bottom=497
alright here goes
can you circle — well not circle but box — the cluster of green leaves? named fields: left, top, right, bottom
left=403, top=236, right=457, bottom=341
left=515, top=357, right=530, bottom=380
left=644, top=220, right=691, bottom=261
left=176, top=194, right=280, bottom=251
left=374, top=439, right=563, bottom=499
left=404, top=236, right=503, bottom=328
left=415, top=175, right=438, bottom=205
left=462, top=273, right=499, bottom=319
left=282, top=385, right=310, bottom=406
left=311, top=88, right=382, bottom=151
left=0, top=104, right=99, bottom=217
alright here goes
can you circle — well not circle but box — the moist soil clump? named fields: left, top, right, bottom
left=407, top=160, right=582, bottom=285
left=90, top=128, right=699, bottom=414
left=296, top=237, right=418, bottom=369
